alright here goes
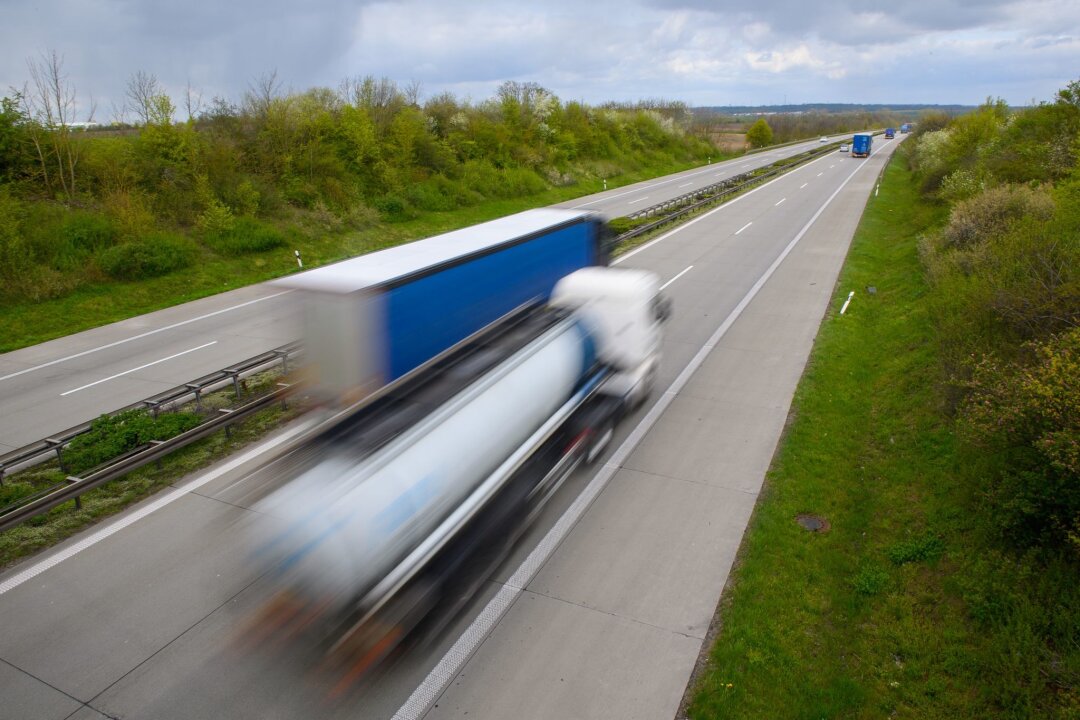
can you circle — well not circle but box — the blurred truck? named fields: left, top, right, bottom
left=281, top=208, right=611, bottom=407
left=900, top=123, right=912, bottom=134
left=242, top=214, right=669, bottom=687
left=884, top=127, right=896, bottom=139
left=852, top=132, right=873, bottom=158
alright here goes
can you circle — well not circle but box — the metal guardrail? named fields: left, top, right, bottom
left=615, top=142, right=842, bottom=244
left=0, top=385, right=295, bottom=532
left=0, top=342, right=303, bottom=531
left=0, top=341, right=301, bottom=480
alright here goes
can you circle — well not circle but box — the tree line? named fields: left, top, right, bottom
left=0, top=54, right=714, bottom=301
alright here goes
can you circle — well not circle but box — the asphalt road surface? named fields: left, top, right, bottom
left=0, top=133, right=902, bottom=720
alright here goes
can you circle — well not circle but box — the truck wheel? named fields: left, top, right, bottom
left=633, top=363, right=657, bottom=410
left=585, top=420, right=614, bottom=465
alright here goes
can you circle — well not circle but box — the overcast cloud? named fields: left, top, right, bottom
left=1, top=0, right=1077, bottom=119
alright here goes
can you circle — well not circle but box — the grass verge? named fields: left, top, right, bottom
left=687, top=158, right=1078, bottom=717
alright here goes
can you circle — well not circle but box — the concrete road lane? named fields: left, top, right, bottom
left=0, top=136, right=900, bottom=720
left=0, top=135, right=852, bottom=452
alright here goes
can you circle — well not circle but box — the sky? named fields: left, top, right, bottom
left=1, top=0, right=1078, bottom=120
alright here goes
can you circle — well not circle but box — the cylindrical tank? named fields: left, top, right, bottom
left=252, top=317, right=593, bottom=609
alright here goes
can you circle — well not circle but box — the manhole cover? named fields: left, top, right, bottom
left=796, top=514, right=830, bottom=532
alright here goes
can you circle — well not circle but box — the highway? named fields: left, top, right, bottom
left=0, top=134, right=849, bottom=453
left=0, top=133, right=902, bottom=720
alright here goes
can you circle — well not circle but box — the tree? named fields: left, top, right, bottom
left=746, top=118, right=773, bottom=148
left=0, top=93, right=28, bottom=183
left=125, top=70, right=162, bottom=126
left=20, top=51, right=91, bottom=199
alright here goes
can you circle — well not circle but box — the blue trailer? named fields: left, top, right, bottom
left=884, top=127, right=896, bottom=139
left=275, top=208, right=609, bottom=403
left=852, top=133, right=873, bottom=158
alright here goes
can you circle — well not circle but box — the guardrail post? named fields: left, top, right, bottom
left=185, top=384, right=203, bottom=411
left=277, top=383, right=291, bottom=410
left=218, top=408, right=235, bottom=438
left=276, top=350, right=290, bottom=375
left=145, top=400, right=160, bottom=418
left=46, top=438, right=67, bottom=473
left=65, top=476, right=82, bottom=510
left=230, top=372, right=242, bottom=398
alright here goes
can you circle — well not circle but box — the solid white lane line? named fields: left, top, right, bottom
left=735, top=221, right=753, bottom=235
left=659, top=265, right=693, bottom=291
left=394, top=134, right=892, bottom=720
left=678, top=182, right=693, bottom=188
left=775, top=198, right=786, bottom=206
left=0, top=417, right=317, bottom=596
left=627, top=196, right=650, bottom=205
left=0, top=291, right=293, bottom=383
left=60, top=342, right=218, bottom=396
left=800, top=183, right=808, bottom=189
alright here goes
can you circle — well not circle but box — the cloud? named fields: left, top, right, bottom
left=0, top=0, right=1076, bottom=113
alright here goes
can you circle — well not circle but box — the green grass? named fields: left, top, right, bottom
left=687, top=158, right=1078, bottom=717
left=0, top=156, right=716, bottom=352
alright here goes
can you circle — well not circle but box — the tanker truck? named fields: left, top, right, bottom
left=243, top=264, right=669, bottom=686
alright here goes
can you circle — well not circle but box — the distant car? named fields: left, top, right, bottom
left=819, top=136, right=828, bottom=143
left=840, top=144, right=849, bottom=152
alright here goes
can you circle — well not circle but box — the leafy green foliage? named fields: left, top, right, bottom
left=204, top=216, right=287, bottom=255
left=62, top=409, right=201, bottom=475
left=98, top=233, right=197, bottom=279
left=887, top=534, right=945, bottom=565
left=745, top=118, right=773, bottom=148
left=959, top=329, right=1080, bottom=549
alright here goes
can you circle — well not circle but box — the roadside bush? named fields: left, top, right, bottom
left=374, top=193, right=417, bottom=221
left=204, top=216, right=287, bottom=255
left=98, top=233, right=197, bottom=280
left=63, top=409, right=202, bottom=475
left=62, top=211, right=118, bottom=253
left=959, top=328, right=1080, bottom=550
left=941, top=184, right=1054, bottom=249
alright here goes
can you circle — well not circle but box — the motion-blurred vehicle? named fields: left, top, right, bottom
left=839, top=144, right=850, bottom=152
left=819, top=136, right=828, bottom=142
left=240, top=211, right=669, bottom=690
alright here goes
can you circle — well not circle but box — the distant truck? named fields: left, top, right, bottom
left=884, top=128, right=896, bottom=139
left=852, top=133, right=873, bottom=158
left=900, top=123, right=912, bottom=134
left=274, top=208, right=610, bottom=406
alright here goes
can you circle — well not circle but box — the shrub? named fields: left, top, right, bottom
left=63, top=409, right=202, bottom=475
left=62, top=212, right=118, bottom=253
left=204, top=217, right=287, bottom=255
left=959, top=328, right=1080, bottom=550
left=374, top=193, right=416, bottom=221
left=941, top=184, right=1054, bottom=249
left=98, top=233, right=197, bottom=280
